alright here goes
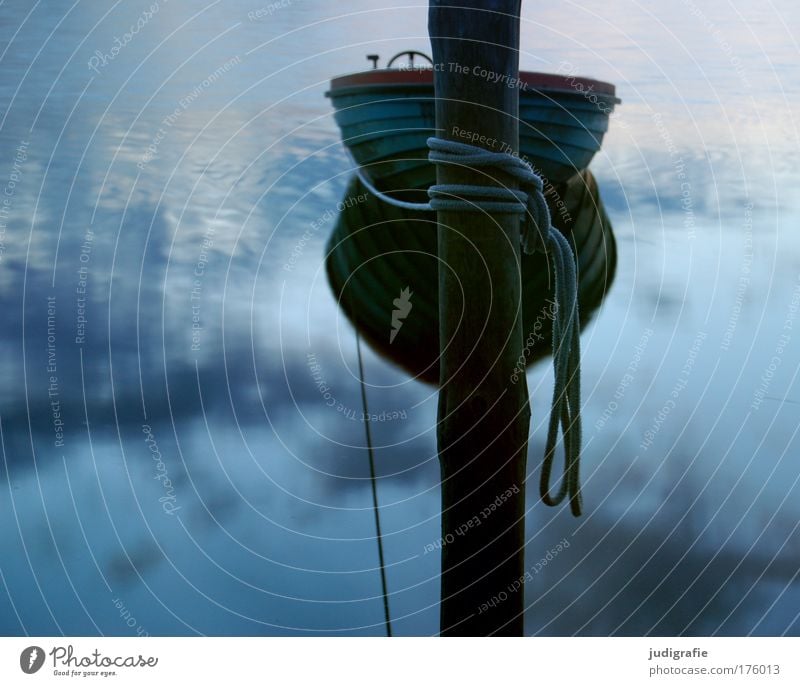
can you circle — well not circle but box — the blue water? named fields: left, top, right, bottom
left=1, top=0, right=799, bottom=636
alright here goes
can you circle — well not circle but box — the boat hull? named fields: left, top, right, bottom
left=325, top=169, right=616, bottom=385
left=326, top=69, right=620, bottom=188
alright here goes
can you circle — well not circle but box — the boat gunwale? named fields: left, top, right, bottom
left=327, top=84, right=621, bottom=108
left=326, top=67, right=620, bottom=103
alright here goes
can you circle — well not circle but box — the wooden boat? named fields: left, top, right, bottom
left=326, top=169, right=616, bottom=385
left=325, top=52, right=620, bottom=193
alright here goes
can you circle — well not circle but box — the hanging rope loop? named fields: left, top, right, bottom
left=346, top=136, right=583, bottom=515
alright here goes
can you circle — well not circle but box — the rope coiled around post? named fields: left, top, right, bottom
left=349, top=136, right=583, bottom=516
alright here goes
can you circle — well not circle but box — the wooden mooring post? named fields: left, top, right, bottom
left=430, top=0, right=530, bottom=635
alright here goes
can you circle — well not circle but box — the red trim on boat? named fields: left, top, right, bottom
left=329, top=68, right=617, bottom=98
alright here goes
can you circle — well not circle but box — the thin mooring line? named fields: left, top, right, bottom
left=355, top=331, right=392, bottom=637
